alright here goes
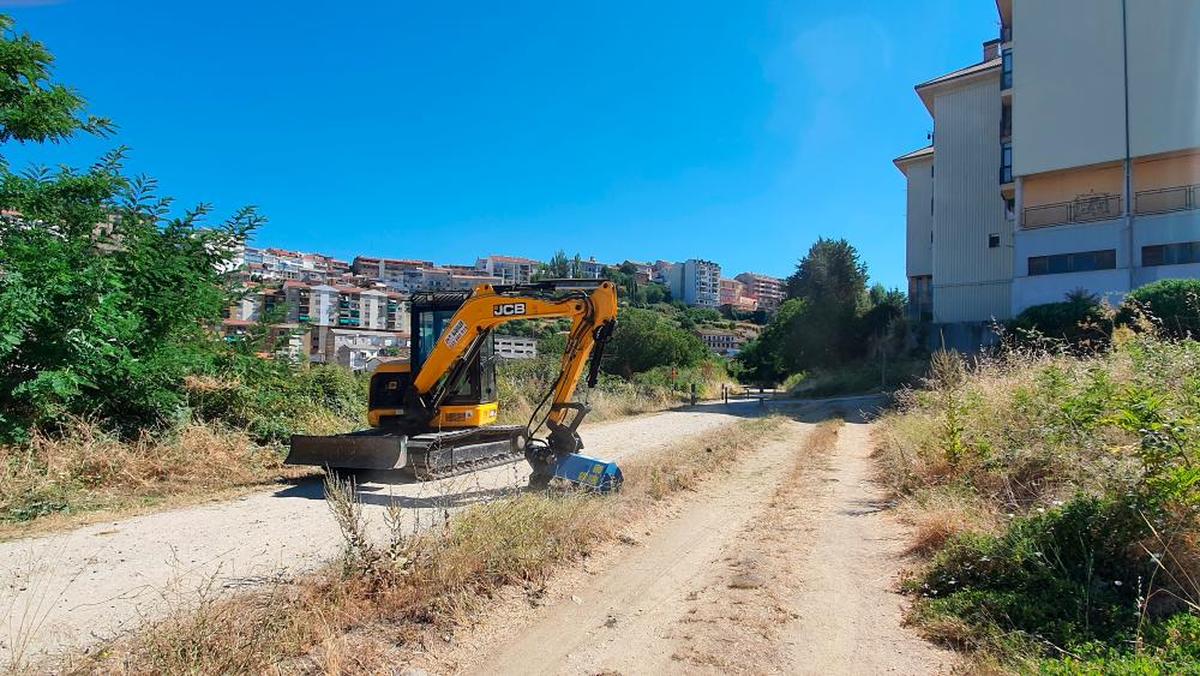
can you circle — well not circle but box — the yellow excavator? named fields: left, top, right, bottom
left=286, top=279, right=622, bottom=490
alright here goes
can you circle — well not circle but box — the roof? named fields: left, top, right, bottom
left=915, top=57, right=1001, bottom=112
left=915, top=57, right=1001, bottom=91
left=893, top=145, right=935, bottom=173
left=486, top=255, right=540, bottom=264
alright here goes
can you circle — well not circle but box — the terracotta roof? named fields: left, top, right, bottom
left=486, top=255, right=539, bottom=264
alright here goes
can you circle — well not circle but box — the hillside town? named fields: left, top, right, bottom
left=223, top=245, right=785, bottom=369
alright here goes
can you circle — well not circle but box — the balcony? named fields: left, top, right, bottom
left=1135, top=183, right=1199, bottom=215
left=1023, top=193, right=1122, bottom=229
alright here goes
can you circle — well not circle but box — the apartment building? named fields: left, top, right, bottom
left=664, top=259, right=721, bottom=308
left=896, top=0, right=1200, bottom=334
left=718, top=278, right=758, bottom=312
left=733, top=272, right=785, bottom=312
left=695, top=327, right=742, bottom=356
left=240, top=247, right=350, bottom=285
left=351, top=257, right=436, bottom=284
left=493, top=334, right=538, bottom=360
left=476, top=255, right=538, bottom=285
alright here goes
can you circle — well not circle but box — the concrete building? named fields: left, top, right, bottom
left=325, top=329, right=409, bottom=371
left=666, top=259, right=721, bottom=308
left=695, top=327, right=742, bottom=356
left=718, top=278, right=758, bottom=312
left=896, top=0, right=1200, bottom=335
left=733, top=272, right=785, bottom=312
left=493, top=334, right=538, bottom=360
left=476, top=255, right=538, bottom=285
left=351, top=257, right=435, bottom=285
left=577, top=257, right=610, bottom=279
left=240, top=247, right=350, bottom=285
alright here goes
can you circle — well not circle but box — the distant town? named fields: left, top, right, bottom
left=223, top=246, right=785, bottom=371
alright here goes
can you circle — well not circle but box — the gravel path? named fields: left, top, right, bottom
left=418, top=397, right=951, bottom=675
left=0, top=403, right=755, bottom=665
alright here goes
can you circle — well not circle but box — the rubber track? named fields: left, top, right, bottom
left=407, top=425, right=527, bottom=481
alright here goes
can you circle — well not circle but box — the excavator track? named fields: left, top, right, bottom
left=406, top=425, right=527, bottom=480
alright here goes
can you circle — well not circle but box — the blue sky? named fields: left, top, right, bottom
left=3, top=0, right=998, bottom=288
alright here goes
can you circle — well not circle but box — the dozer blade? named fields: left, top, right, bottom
left=286, top=433, right=408, bottom=471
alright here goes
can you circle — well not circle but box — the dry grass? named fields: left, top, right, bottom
left=0, top=420, right=312, bottom=540
left=876, top=335, right=1200, bottom=669
left=64, top=415, right=786, bottom=675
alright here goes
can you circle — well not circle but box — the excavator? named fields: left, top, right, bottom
left=285, top=279, right=622, bottom=491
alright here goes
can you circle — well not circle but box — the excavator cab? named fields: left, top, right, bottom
left=367, top=291, right=498, bottom=431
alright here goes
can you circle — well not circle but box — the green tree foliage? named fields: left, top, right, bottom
left=0, top=15, right=284, bottom=441
left=601, top=264, right=669, bottom=306
left=738, top=239, right=906, bottom=383
left=601, top=307, right=707, bottom=377
left=734, top=298, right=808, bottom=384
left=784, top=237, right=871, bottom=365
left=0, top=16, right=112, bottom=151
left=1119, top=278, right=1200, bottom=337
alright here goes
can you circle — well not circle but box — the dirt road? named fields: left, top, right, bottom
left=422, top=404, right=950, bottom=675
left=0, top=404, right=754, bottom=665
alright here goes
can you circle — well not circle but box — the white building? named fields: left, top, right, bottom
left=494, top=334, right=538, bottom=360
left=476, top=255, right=538, bottom=285
left=666, top=259, right=721, bottom=308
left=895, top=0, right=1200, bottom=336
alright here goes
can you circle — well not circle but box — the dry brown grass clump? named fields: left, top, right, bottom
left=0, top=420, right=308, bottom=538
left=69, top=416, right=786, bottom=675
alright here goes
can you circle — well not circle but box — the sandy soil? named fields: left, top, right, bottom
left=0, top=404, right=754, bottom=665
left=420, top=402, right=951, bottom=675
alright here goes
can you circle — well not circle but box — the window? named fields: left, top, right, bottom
left=1027, top=249, right=1117, bottom=276
left=988, top=233, right=1001, bottom=248
left=1000, top=142, right=1013, bottom=183
left=1001, top=48, right=1013, bottom=89
left=1143, top=241, right=1200, bottom=267
left=1004, top=198, right=1016, bottom=221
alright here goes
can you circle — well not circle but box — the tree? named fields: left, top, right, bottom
left=783, top=238, right=869, bottom=366
left=786, top=237, right=868, bottom=310
left=0, top=16, right=113, bottom=153
left=0, top=15, right=261, bottom=441
left=601, top=307, right=707, bottom=377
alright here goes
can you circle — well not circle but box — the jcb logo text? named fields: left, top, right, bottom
left=493, top=303, right=527, bottom=317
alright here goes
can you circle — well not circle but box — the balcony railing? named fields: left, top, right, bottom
left=1135, top=184, right=1199, bottom=215
left=1023, top=194, right=1122, bottom=229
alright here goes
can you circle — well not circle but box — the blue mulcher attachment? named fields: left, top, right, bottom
left=553, top=452, right=623, bottom=493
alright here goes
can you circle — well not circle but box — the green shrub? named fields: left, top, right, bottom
left=1010, top=293, right=1111, bottom=347
left=914, top=496, right=1149, bottom=651
left=1119, top=278, right=1200, bottom=337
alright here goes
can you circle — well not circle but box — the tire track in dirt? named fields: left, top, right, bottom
left=426, top=402, right=950, bottom=675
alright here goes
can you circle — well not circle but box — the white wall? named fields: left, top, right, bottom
left=934, top=282, right=1012, bottom=323
left=1012, top=0, right=1126, bottom=176
left=1127, top=0, right=1200, bottom=158
left=931, top=72, right=1012, bottom=321
left=904, top=156, right=934, bottom=277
